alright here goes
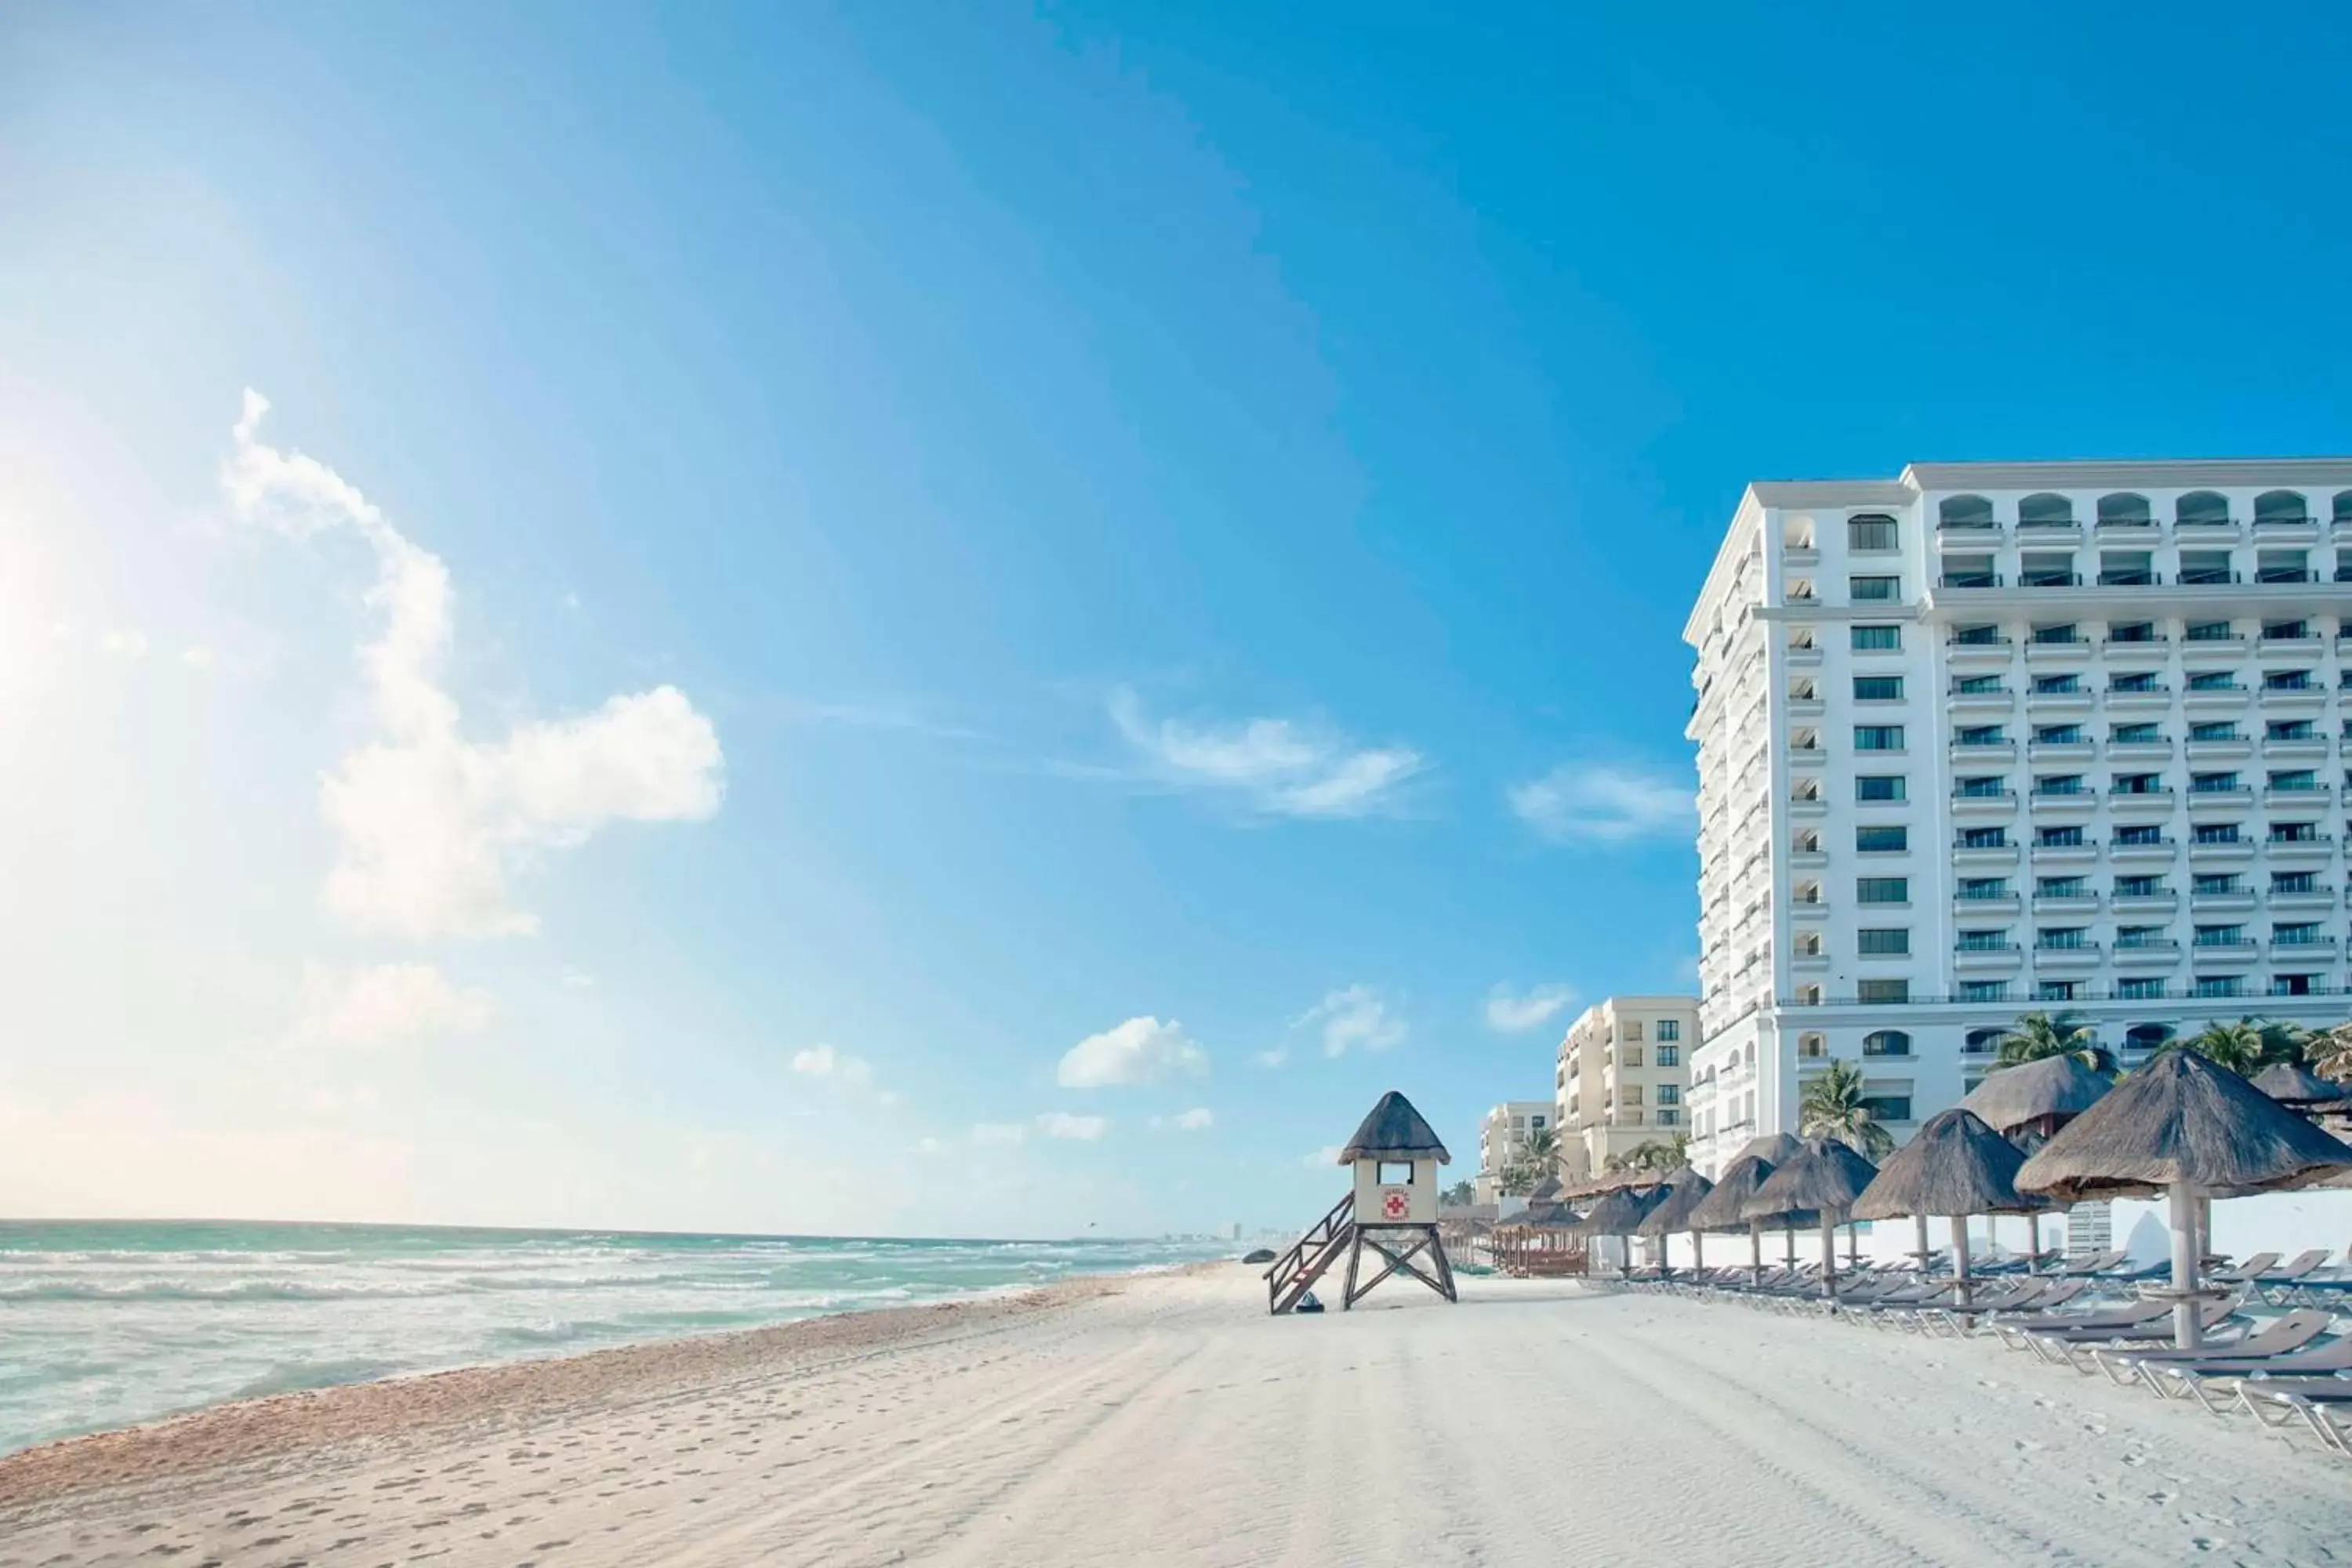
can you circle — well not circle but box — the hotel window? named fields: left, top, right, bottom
left=2185, top=620, right=2234, bottom=641
left=1857, top=1094, right=1914, bottom=1124
left=2036, top=927, right=2087, bottom=949
left=2115, top=823, right=2164, bottom=845
left=1853, top=676, right=1904, bottom=702
left=2270, top=770, right=2321, bottom=793
left=1955, top=674, right=2003, bottom=695
left=2190, top=874, right=2242, bottom=895
left=2274, top=871, right=2319, bottom=894
left=1657, top=1083, right=1682, bottom=1107
left=2192, top=823, right=2241, bottom=844
left=2115, top=925, right=2165, bottom=949
left=1656, top=1109, right=1680, bottom=1127
left=1956, top=724, right=2006, bottom=746
left=2031, top=622, right=2082, bottom=644
left=2190, top=721, right=2240, bottom=742
left=2276, top=923, right=2323, bottom=946
left=1958, top=981, right=2010, bottom=1002
left=1958, top=877, right=2009, bottom=900
left=2033, top=673, right=2082, bottom=694
left=2180, top=552, right=2235, bottom=586
left=2035, top=981, right=2083, bottom=1002
left=1959, top=827, right=2009, bottom=848
left=2193, top=924, right=2248, bottom=948
left=1857, top=877, right=1908, bottom=903
left=1952, top=623, right=2002, bottom=644
left=1849, top=575, right=1900, bottom=601
left=2274, top=975, right=2318, bottom=997
left=2270, top=720, right=2318, bottom=741
left=1957, top=776, right=2007, bottom=798
left=2117, top=978, right=2166, bottom=1000
left=2195, top=975, right=2247, bottom=998
left=1849, top=514, right=1899, bottom=551
left=2263, top=619, right=2312, bottom=641
left=2113, top=875, right=2162, bottom=897
left=2035, top=724, right=2085, bottom=745
left=1856, top=826, right=1908, bottom=852
left=2188, top=672, right=2240, bottom=691
left=1619, top=1047, right=1644, bottom=1068
left=1957, top=929, right=2011, bottom=950
left=1656, top=1020, right=1679, bottom=1041
left=1622, top=1020, right=1644, bottom=1041
left=1619, top=1085, right=1642, bottom=1107
left=2113, top=772, right=2163, bottom=794
left=2111, top=723, right=2161, bottom=744
left=2190, top=771, right=2242, bottom=794
left=2035, top=826, right=2084, bottom=847
left=1855, top=775, right=1906, bottom=801
left=2108, top=619, right=2157, bottom=641
left=2111, top=673, right=2159, bottom=694
left=1858, top=927, right=1910, bottom=956
left=1856, top=979, right=1909, bottom=1004
left=1861, top=1029, right=1911, bottom=1057
left=2270, top=822, right=2319, bottom=843
left=1851, top=624, right=1900, bottom=650
left=1656, top=1046, right=1679, bottom=1067
left=2264, top=670, right=2316, bottom=691
left=1854, top=725, right=1904, bottom=751
left=2035, top=774, right=2085, bottom=796
left=2036, top=877, right=2088, bottom=898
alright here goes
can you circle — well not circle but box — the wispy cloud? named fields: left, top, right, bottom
left=789, top=1044, right=873, bottom=1090
left=298, top=963, right=492, bottom=1047
left=777, top=697, right=985, bottom=743
left=1280, top=985, right=1407, bottom=1062
left=1107, top=688, right=1426, bottom=820
left=1036, top=1112, right=1109, bottom=1142
left=1150, top=1108, right=1214, bottom=1131
left=1057, top=1017, right=1208, bottom=1087
left=1301, top=1144, right=1344, bottom=1169
left=223, top=391, right=724, bottom=940
left=1508, top=761, right=1692, bottom=846
left=1485, top=982, right=1577, bottom=1033
left=971, top=1122, right=1029, bottom=1147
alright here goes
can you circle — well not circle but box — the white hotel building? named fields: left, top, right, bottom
left=1684, top=463, right=2352, bottom=1177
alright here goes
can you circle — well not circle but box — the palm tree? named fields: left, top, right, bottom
left=1441, top=1179, right=1475, bottom=1207
left=2255, top=1018, right=2314, bottom=1069
left=1798, top=1059, right=1895, bottom=1158
left=1519, top=1123, right=1562, bottom=1176
left=2307, top=1022, right=2352, bottom=1084
left=1992, top=1010, right=2104, bottom=1071
left=1624, top=1133, right=1690, bottom=1172
left=2183, top=1018, right=2267, bottom=1076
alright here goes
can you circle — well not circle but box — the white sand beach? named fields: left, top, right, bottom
left=3, top=1263, right=2347, bottom=1566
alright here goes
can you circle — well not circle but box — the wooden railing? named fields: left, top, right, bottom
left=1265, top=1192, right=1354, bottom=1314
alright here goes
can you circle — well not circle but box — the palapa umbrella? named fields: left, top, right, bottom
left=1729, top=1133, right=1809, bottom=1261
left=1740, top=1138, right=1878, bottom=1299
left=2251, top=1061, right=2352, bottom=1110
left=1961, top=1056, right=2113, bottom=1266
left=1686, top=1154, right=1795, bottom=1284
left=1634, top=1165, right=1715, bottom=1278
left=1571, top=1183, right=1667, bottom=1279
left=2017, top=1047, right=2352, bottom=1348
left=1852, top=1109, right=2045, bottom=1308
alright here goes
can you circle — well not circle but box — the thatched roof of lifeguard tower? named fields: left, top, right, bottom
left=2016, top=1048, right=2352, bottom=1203
left=1337, top=1091, right=1451, bottom=1164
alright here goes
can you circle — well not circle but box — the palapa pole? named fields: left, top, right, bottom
left=2169, top=1178, right=2204, bottom=1349
left=1819, top=1211, right=1838, bottom=1300
left=1914, top=1212, right=1932, bottom=1274
left=1748, top=1219, right=1763, bottom=1284
left=1951, top=1214, right=1973, bottom=1309
left=1783, top=1221, right=1796, bottom=1268
left=1692, top=1228, right=1704, bottom=1276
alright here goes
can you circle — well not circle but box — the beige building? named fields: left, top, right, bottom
left=1472, top=1100, right=1554, bottom=1204
left=1553, top=996, right=1699, bottom=1179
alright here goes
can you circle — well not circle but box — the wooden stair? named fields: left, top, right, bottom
left=1265, top=1192, right=1354, bottom=1315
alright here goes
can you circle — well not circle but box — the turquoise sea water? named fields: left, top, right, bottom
left=0, top=1220, right=1235, bottom=1455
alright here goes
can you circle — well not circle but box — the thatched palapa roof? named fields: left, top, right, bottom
left=1734, top=1131, right=1804, bottom=1165
left=2016, top=1048, right=2352, bottom=1203
left=2252, top=1061, right=2352, bottom=1109
left=1571, top=1184, right=1666, bottom=1236
left=1958, top=1055, right=2112, bottom=1134
left=1851, top=1109, right=2047, bottom=1221
left=1527, top=1173, right=1564, bottom=1202
left=1510, top=1202, right=1582, bottom=1232
left=1740, top=1138, right=1878, bottom=1224
left=1685, top=1155, right=1780, bottom=1232
left=1337, top=1091, right=1450, bottom=1164
left=1634, top=1167, right=1716, bottom=1237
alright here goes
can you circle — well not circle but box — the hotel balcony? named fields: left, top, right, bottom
left=2108, top=835, right=2178, bottom=862
left=2032, top=891, right=2100, bottom=915
left=2190, top=937, right=2262, bottom=965
left=2183, top=685, right=2252, bottom=710
left=2186, top=736, right=2255, bottom=761
left=1949, top=688, right=2015, bottom=715
left=1782, top=545, right=1821, bottom=568
left=2266, top=834, right=2336, bottom=863
left=2267, top=785, right=2336, bottom=808
left=1951, top=789, right=2018, bottom=817
left=1954, top=840, right=2022, bottom=866
left=2274, top=935, right=2341, bottom=960
left=2183, top=633, right=2250, bottom=658
left=2026, top=691, right=2096, bottom=717
left=2174, top=515, right=2245, bottom=544
left=1792, top=949, right=1831, bottom=971
left=2259, top=684, right=2328, bottom=710
left=2033, top=941, right=2103, bottom=970
left=2190, top=888, right=2257, bottom=913
left=1788, top=795, right=1829, bottom=819
left=2105, top=686, right=2173, bottom=712
left=2024, top=635, right=2094, bottom=662
left=2094, top=516, right=2162, bottom=543
left=1789, top=848, right=1829, bottom=869
left=2186, top=786, right=2256, bottom=811
left=2256, top=634, right=2327, bottom=659
left=2111, top=890, right=2179, bottom=913
left=1954, top=944, right=2023, bottom=971
left=1788, top=745, right=1826, bottom=768
left=2252, top=514, right=2322, bottom=545
left=2107, top=786, right=2177, bottom=815
left=1936, top=520, right=2004, bottom=546
left=2018, top=517, right=2087, bottom=546
left=2263, top=735, right=2332, bottom=760
left=1785, top=696, right=1826, bottom=719
left=1786, top=642, right=1823, bottom=667
left=2111, top=939, right=2182, bottom=966
left=1788, top=898, right=1830, bottom=921
left=2029, top=788, right=2098, bottom=815
left=2187, top=837, right=2257, bottom=864
left=1953, top=890, right=2023, bottom=915
left=1952, top=738, right=2018, bottom=762
left=2027, top=736, right=2096, bottom=761
left=2031, top=840, right=2099, bottom=865
left=1945, top=636, right=2015, bottom=664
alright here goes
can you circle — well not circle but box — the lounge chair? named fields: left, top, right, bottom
left=1989, top=1295, right=2173, bottom=1352
left=2149, top=1334, right=2352, bottom=1412
left=2234, top=1377, right=2352, bottom=1455
left=2208, top=1251, right=2284, bottom=1287
left=2090, top=1308, right=2332, bottom=1388
left=1926, top=1278, right=2090, bottom=1337
left=2049, top=1248, right=2127, bottom=1279
left=2252, top=1250, right=2336, bottom=1305
left=2029, top=1299, right=2241, bottom=1370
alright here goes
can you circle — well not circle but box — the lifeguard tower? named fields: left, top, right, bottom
left=1264, top=1090, right=1457, bottom=1314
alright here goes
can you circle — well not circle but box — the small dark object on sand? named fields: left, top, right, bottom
left=1242, top=1248, right=1277, bottom=1265
left=1294, top=1290, right=1325, bottom=1314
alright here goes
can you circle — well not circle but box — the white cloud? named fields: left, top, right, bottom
left=1293, top=985, right=1406, bottom=1058
left=912, top=1137, right=950, bottom=1157
left=178, top=644, right=215, bottom=670
left=1485, top=982, right=1577, bottom=1033
left=789, top=1044, right=873, bottom=1091
left=223, top=391, right=724, bottom=940
left=299, top=962, right=493, bottom=1047
left=99, top=627, right=148, bottom=659
left=1057, top=1016, right=1208, bottom=1087
left=1036, top=1112, right=1109, bottom=1142
left=971, top=1121, right=1029, bottom=1146
left=1301, top=1145, right=1344, bottom=1169
left=1508, top=761, right=1692, bottom=845
left=1171, top=1107, right=1213, bottom=1131
left=1108, top=688, right=1425, bottom=819
left=560, top=967, right=597, bottom=989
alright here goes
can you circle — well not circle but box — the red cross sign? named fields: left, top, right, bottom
left=1381, top=1189, right=1410, bottom=1221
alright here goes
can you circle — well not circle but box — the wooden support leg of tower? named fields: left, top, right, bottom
left=1339, top=1224, right=1363, bottom=1310
left=1343, top=1225, right=1457, bottom=1308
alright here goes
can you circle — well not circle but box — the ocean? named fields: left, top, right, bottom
left=0, top=1219, right=1237, bottom=1455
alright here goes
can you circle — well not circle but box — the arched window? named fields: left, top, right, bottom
left=2018, top=492, right=2074, bottom=528
left=2256, top=489, right=2310, bottom=524
left=1848, top=512, right=1898, bottom=550
left=2176, top=490, right=2230, bottom=526
left=1798, top=1033, right=1827, bottom=1059
left=1940, top=494, right=1994, bottom=531
left=2334, top=490, right=2352, bottom=524
left=2096, top=492, right=2151, bottom=527
left=1744, top=1042, right=1756, bottom=1067
left=2125, top=1023, right=2174, bottom=1052
left=1965, top=1026, right=2004, bottom=1054
left=1862, top=1029, right=1911, bottom=1058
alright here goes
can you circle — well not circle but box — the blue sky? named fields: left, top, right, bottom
left=4, top=4, right=2349, bottom=1236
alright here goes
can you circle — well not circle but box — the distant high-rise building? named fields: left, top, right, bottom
left=1553, top=996, right=1697, bottom=1179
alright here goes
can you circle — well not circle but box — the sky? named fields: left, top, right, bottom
left=4, top=3, right=2350, bottom=1238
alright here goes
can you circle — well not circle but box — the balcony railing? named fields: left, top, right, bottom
left=1940, top=573, right=2002, bottom=589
